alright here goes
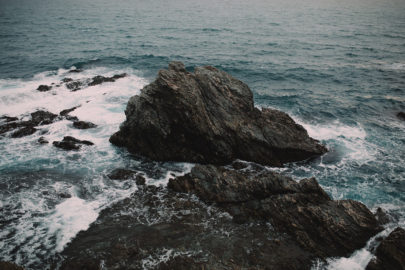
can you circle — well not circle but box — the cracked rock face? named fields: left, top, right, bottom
left=110, top=62, right=327, bottom=166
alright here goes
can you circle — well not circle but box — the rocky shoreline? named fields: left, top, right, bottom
left=2, top=62, right=403, bottom=269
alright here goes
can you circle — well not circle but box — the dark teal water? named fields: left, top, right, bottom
left=0, top=0, right=404, bottom=269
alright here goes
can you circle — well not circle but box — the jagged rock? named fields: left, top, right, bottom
left=88, top=73, right=127, bottom=86
left=59, top=106, right=79, bottom=116
left=30, top=110, right=57, bottom=126
left=38, top=136, right=48, bottom=144
left=110, top=62, right=326, bottom=166
left=375, top=207, right=390, bottom=225
left=0, top=261, right=25, bottom=270
left=0, top=116, right=18, bottom=122
left=36, top=85, right=52, bottom=92
left=61, top=77, right=73, bottom=83
left=168, top=165, right=382, bottom=257
left=60, top=186, right=314, bottom=270
left=11, top=126, right=37, bottom=138
left=72, top=121, right=97, bottom=129
left=107, top=168, right=137, bottom=180
left=397, top=112, right=405, bottom=121
left=135, top=175, right=146, bottom=186
left=366, top=227, right=405, bottom=270
left=65, top=81, right=83, bottom=91
left=0, top=121, right=19, bottom=135
left=53, top=136, right=94, bottom=151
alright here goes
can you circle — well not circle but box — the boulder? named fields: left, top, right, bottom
left=36, top=85, right=52, bottom=92
left=366, top=227, right=405, bottom=270
left=11, top=126, right=37, bottom=138
left=38, top=136, right=49, bottom=144
left=110, top=62, right=326, bottom=166
left=168, top=164, right=382, bottom=257
left=72, top=121, right=97, bottom=129
left=30, top=110, right=58, bottom=126
left=53, top=136, right=94, bottom=151
left=107, top=168, right=137, bottom=180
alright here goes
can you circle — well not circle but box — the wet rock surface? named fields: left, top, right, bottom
left=366, top=227, right=405, bottom=270
left=110, top=62, right=326, bottom=166
left=107, top=168, right=137, bottom=180
left=60, top=185, right=314, bottom=270
left=72, top=120, right=97, bottom=129
left=60, top=165, right=381, bottom=269
left=53, top=136, right=94, bottom=151
left=36, top=85, right=52, bottom=92
left=168, top=165, right=382, bottom=257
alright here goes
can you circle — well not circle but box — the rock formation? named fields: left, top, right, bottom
left=366, top=227, right=405, bottom=270
left=110, top=62, right=326, bottom=166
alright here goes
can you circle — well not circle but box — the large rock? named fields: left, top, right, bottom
left=168, top=165, right=382, bottom=257
left=366, top=227, right=405, bottom=270
left=110, top=62, right=326, bottom=166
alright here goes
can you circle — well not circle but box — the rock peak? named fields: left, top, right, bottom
left=110, top=62, right=327, bottom=166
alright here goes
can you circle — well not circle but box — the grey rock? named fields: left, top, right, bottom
left=110, top=62, right=326, bottom=166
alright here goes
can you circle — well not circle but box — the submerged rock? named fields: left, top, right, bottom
left=110, top=62, right=326, bottom=166
left=11, top=126, right=37, bottom=138
left=59, top=106, right=79, bottom=116
left=88, top=73, right=127, bottom=86
left=53, top=136, right=94, bottom=150
left=36, top=84, right=52, bottom=92
left=168, top=165, right=382, bottom=257
left=366, top=227, right=405, bottom=270
left=397, top=112, right=405, bottom=121
left=72, top=121, right=97, bottom=129
left=38, top=136, right=49, bottom=144
left=65, top=81, right=83, bottom=91
left=107, top=168, right=137, bottom=180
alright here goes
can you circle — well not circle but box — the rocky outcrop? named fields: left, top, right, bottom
left=53, top=136, right=94, bottom=150
left=60, top=185, right=315, bottom=270
left=366, top=227, right=405, bottom=270
left=72, top=121, right=97, bottom=129
left=168, top=165, right=382, bottom=257
left=110, top=62, right=326, bottom=166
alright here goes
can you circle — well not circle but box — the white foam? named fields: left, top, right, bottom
left=47, top=197, right=99, bottom=251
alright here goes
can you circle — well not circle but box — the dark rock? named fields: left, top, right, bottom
left=58, top=193, right=72, bottom=199
left=397, top=112, right=405, bottom=121
left=11, top=126, right=37, bottom=138
left=65, top=115, right=79, bottom=121
left=88, top=73, right=127, bottom=86
left=366, top=227, right=405, bottom=270
left=0, top=261, right=25, bottom=270
left=59, top=106, right=79, bottom=116
left=231, top=160, right=249, bottom=170
left=110, top=62, right=326, bottom=166
left=168, top=165, right=382, bottom=257
left=72, top=121, right=97, bottom=129
left=60, top=186, right=314, bottom=270
left=0, top=121, right=19, bottom=135
left=135, top=174, right=146, bottom=186
left=61, top=77, right=73, bottom=83
left=36, top=85, right=52, bottom=92
left=0, top=116, right=18, bottom=122
left=375, top=207, right=390, bottom=225
left=53, top=136, right=94, bottom=151
left=30, top=110, right=58, bottom=126
left=107, top=168, right=137, bottom=180
left=68, top=69, right=82, bottom=73
left=65, top=81, right=83, bottom=91
left=38, top=136, right=48, bottom=144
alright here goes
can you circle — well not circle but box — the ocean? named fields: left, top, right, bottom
left=0, top=0, right=404, bottom=269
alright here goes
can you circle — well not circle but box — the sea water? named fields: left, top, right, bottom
left=0, top=0, right=404, bottom=269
